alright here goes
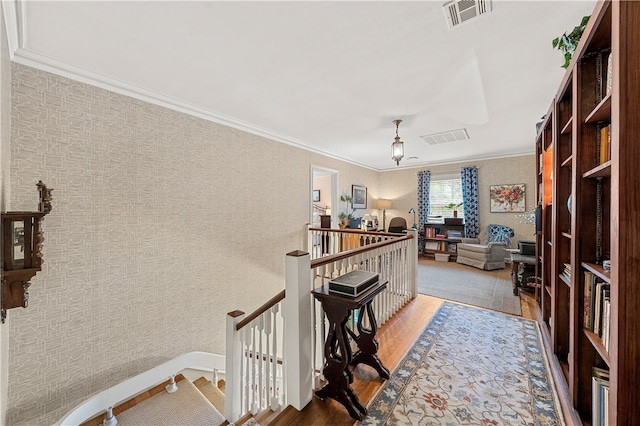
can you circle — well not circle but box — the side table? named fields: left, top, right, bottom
left=508, top=250, right=536, bottom=295
left=311, top=280, right=389, bottom=420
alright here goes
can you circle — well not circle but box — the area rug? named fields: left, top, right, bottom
left=418, top=258, right=522, bottom=316
left=358, top=302, right=564, bottom=425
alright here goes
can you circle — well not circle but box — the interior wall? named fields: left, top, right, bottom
left=0, top=2, right=11, bottom=424
left=379, top=155, right=537, bottom=246
left=6, top=63, right=381, bottom=425
left=312, top=175, right=331, bottom=210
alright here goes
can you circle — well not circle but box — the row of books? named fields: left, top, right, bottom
left=562, top=262, right=571, bottom=282
left=599, top=125, right=611, bottom=165
left=583, top=271, right=611, bottom=351
left=446, top=230, right=462, bottom=239
left=592, top=367, right=610, bottom=426
left=424, top=227, right=438, bottom=237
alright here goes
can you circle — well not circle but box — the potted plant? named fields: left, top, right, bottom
left=338, top=194, right=355, bottom=228
left=446, top=202, right=463, bottom=218
left=552, top=15, right=590, bottom=69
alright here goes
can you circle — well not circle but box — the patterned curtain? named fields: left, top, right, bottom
left=417, top=170, right=431, bottom=251
left=461, top=166, right=480, bottom=238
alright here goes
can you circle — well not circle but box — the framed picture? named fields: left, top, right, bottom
left=490, top=184, right=526, bottom=212
left=352, top=185, right=367, bottom=209
left=312, top=190, right=320, bottom=202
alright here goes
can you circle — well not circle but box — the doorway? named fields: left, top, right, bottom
left=311, top=165, right=338, bottom=229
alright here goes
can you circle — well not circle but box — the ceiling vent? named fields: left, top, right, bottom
left=420, top=129, right=470, bottom=145
left=443, top=0, right=492, bottom=29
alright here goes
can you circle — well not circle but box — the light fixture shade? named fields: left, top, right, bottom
left=391, top=137, right=404, bottom=166
left=377, top=199, right=392, bottom=209
left=391, top=119, right=404, bottom=166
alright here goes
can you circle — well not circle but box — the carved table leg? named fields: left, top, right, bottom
left=315, top=310, right=366, bottom=420
left=350, top=302, right=390, bottom=379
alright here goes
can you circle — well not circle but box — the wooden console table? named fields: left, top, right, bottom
left=311, top=280, right=389, bottom=420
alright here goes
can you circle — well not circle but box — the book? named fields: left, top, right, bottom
left=425, top=241, right=439, bottom=251
left=600, top=125, right=610, bottom=164
left=328, top=270, right=379, bottom=297
left=584, top=271, right=596, bottom=330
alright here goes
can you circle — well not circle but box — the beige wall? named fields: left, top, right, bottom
left=5, top=64, right=381, bottom=425
left=379, top=155, right=537, bottom=245
left=4, top=63, right=536, bottom=425
left=312, top=175, right=331, bottom=210
left=1, top=2, right=12, bottom=425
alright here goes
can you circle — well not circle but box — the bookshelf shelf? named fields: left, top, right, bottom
left=583, top=328, right=611, bottom=367
left=585, top=94, right=612, bottom=124
left=582, top=262, right=611, bottom=284
left=561, top=116, right=573, bottom=134
left=583, top=161, right=611, bottom=179
left=534, top=2, right=640, bottom=424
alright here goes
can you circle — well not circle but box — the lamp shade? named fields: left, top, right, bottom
left=378, top=199, right=392, bottom=209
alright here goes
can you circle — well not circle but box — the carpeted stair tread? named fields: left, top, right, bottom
left=115, top=377, right=225, bottom=426
left=193, top=377, right=226, bottom=415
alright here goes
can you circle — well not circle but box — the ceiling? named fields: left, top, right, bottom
left=3, top=0, right=595, bottom=171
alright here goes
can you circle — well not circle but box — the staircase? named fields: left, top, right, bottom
left=78, top=374, right=294, bottom=426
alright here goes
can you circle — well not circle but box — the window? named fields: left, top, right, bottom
left=430, top=177, right=464, bottom=219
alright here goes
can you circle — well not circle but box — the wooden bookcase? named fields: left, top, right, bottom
left=422, top=223, right=465, bottom=261
left=535, top=1, right=640, bottom=423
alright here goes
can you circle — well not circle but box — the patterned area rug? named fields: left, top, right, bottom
left=359, top=302, right=563, bottom=425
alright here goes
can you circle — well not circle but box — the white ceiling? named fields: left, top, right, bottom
left=4, top=0, right=595, bottom=171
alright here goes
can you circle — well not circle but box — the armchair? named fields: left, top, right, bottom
left=456, top=224, right=515, bottom=270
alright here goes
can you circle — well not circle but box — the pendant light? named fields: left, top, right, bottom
left=391, top=119, right=404, bottom=166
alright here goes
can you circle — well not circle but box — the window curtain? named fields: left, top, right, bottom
left=417, top=170, right=431, bottom=250
left=461, top=166, right=479, bottom=238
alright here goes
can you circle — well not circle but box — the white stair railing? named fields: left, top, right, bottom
left=225, top=291, right=286, bottom=422
left=226, top=229, right=417, bottom=422
left=308, top=230, right=417, bottom=386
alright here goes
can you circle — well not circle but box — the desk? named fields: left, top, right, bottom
left=508, top=250, right=536, bottom=295
left=311, top=281, right=389, bottom=420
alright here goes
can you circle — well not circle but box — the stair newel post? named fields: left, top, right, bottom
left=225, top=309, right=246, bottom=422
left=407, top=229, right=419, bottom=297
left=283, top=250, right=313, bottom=411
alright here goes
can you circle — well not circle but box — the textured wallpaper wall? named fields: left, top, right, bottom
left=6, top=63, right=381, bottom=425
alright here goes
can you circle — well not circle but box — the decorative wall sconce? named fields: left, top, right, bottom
left=1, top=181, right=53, bottom=323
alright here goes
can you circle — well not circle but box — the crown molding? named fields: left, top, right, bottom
left=2, top=0, right=23, bottom=58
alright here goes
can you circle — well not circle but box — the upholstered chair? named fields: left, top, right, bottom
left=456, top=224, right=515, bottom=270
left=388, top=217, right=408, bottom=233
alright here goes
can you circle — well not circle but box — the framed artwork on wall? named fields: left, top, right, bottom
left=312, top=190, right=320, bottom=202
left=352, top=185, right=367, bottom=209
left=490, top=184, right=526, bottom=212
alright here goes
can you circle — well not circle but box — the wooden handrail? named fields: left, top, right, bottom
left=234, top=230, right=413, bottom=331
left=310, top=233, right=413, bottom=269
left=236, top=289, right=286, bottom=331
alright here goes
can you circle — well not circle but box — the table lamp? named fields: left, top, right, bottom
left=408, top=208, right=417, bottom=229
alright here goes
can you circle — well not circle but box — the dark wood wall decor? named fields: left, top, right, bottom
left=1, top=181, right=53, bottom=322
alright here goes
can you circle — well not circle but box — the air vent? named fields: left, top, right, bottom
left=443, top=0, right=492, bottom=29
left=420, top=129, right=469, bottom=145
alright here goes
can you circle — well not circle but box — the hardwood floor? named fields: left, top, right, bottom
left=274, top=289, right=539, bottom=426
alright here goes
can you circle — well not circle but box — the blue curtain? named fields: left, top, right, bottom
left=461, top=166, right=479, bottom=238
left=417, top=170, right=431, bottom=251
